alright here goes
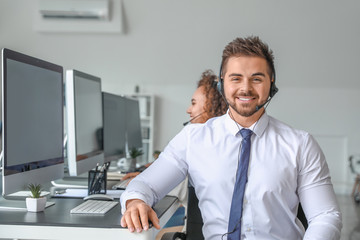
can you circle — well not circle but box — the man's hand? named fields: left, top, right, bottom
left=120, top=199, right=160, bottom=233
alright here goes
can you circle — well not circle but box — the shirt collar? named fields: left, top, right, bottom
left=224, top=110, right=269, bottom=137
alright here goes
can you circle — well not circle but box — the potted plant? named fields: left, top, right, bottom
left=128, top=147, right=144, bottom=172
left=26, top=183, right=47, bottom=212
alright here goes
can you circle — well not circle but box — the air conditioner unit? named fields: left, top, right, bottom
left=38, top=0, right=109, bottom=20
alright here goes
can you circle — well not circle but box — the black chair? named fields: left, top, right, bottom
left=161, top=185, right=307, bottom=240
left=161, top=185, right=203, bottom=240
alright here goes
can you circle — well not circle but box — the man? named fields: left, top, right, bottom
left=120, top=36, right=342, bottom=239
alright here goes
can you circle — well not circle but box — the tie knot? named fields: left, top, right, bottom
left=240, top=128, right=252, bottom=139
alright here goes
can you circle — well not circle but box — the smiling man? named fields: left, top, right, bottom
left=120, top=36, right=342, bottom=240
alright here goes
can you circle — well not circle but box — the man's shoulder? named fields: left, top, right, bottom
left=268, top=115, right=309, bottom=137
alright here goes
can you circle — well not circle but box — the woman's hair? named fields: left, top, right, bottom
left=197, top=69, right=228, bottom=121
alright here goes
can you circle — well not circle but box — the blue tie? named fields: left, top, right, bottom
left=228, top=128, right=253, bottom=240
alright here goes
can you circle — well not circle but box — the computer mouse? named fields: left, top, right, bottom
left=83, top=194, right=114, bottom=201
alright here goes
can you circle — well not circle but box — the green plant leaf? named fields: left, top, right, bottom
left=28, top=183, right=43, bottom=198
left=129, top=147, right=144, bottom=159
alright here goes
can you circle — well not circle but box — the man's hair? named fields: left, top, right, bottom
left=221, top=36, right=275, bottom=80
left=197, top=69, right=228, bottom=120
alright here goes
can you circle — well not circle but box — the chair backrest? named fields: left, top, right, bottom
left=185, top=185, right=204, bottom=240
left=186, top=185, right=308, bottom=239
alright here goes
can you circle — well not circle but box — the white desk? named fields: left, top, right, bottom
left=0, top=196, right=180, bottom=240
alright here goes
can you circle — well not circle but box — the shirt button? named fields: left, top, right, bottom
left=246, top=227, right=252, bottom=232
left=244, top=198, right=248, bottom=204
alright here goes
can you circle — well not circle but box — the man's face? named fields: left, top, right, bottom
left=223, top=56, right=272, bottom=119
left=186, top=86, right=206, bottom=123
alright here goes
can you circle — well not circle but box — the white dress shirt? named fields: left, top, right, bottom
left=121, top=112, right=342, bottom=240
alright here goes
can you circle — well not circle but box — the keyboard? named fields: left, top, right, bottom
left=70, top=200, right=118, bottom=215
left=112, top=178, right=131, bottom=190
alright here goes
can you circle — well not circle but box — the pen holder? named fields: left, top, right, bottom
left=88, top=169, right=107, bottom=195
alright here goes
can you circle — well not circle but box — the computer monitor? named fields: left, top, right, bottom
left=65, top=70, right=104, bottom=176
left=124, top=97, right=143, bottom=150
left=1, top=48, right=64, bottom=197
left=102, top=92, right=127, bottom=163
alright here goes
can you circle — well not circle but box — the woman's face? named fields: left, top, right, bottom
left=186, top=86, right=206, bottom=124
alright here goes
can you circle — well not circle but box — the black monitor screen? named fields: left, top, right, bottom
left=2, top=48, right=64, bottom=196
left=102, top=92, right=127, bottom=163
left=125, top=97, right=142, bottom=150
left=65, top=69, right=104, bottom=176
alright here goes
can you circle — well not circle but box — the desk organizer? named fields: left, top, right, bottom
left=88, top=169, right=107, bottom=195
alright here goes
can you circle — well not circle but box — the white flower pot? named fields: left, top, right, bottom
left=26, top=197, right=47, bottom=212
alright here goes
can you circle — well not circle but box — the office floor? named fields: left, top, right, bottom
left=156, top=194, right=360, bottom=240
left=337, top=194, right=360, bottom=240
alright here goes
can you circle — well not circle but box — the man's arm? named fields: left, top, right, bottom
left=120, top=128, right=189, bottom=232
left=298, top=134, right=342, bottom=239
left=300, top=184, right=342, bottom=239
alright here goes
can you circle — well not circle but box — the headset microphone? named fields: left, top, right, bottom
left=255, top=81, right=279, bottom=111
left=255, top=98, right=270, bottom=112
left=183, top=120, right=191, bottom=126
left=183, top=112, right=204, bottom=126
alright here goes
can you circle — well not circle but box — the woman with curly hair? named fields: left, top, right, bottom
left=186, top=69, right=227, bottom=124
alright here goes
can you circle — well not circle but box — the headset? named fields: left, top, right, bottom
left=216, top=58, right=279, bottom=101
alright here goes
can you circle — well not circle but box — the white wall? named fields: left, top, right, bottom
left=1, top=0, right=360, bottom=193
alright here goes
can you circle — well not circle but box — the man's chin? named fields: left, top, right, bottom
left=240, top=110, right=257, bottom=117
left=231, top=106, right=258, bottom=118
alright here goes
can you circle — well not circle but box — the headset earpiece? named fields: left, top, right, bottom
left=269, top=81, right=278, bottom=98
left=217, top=62, right=224, bottom=95
left=217, top=78, right=223, bottom=95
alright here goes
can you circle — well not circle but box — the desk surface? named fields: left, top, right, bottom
left=0, top=195, right=179, bottom=240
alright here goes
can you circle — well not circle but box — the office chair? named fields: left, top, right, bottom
left=161, top=185, right=308, bottom=240
left=161, top=184, right=203, bottom=240
left=349, top=155, right=360, bottom=203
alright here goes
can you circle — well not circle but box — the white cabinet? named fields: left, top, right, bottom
left=128, top=94, right=155, bottom=165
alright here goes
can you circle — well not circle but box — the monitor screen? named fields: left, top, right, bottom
left=66, top=70, right=104, bottom=176
left=1, top=48, right=64, bottom=197
left=102, top=92, right=127, bottom=163
left=124, top=97, right=142, bottom=150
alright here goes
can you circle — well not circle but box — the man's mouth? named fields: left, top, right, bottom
left=238, top=96, right=255, bottom=102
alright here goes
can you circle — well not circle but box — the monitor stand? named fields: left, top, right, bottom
left=0, top=173, right=55, bottom=210
left=51, top=171, right=88, bottom=188
left=51, top=178, right=88, bottom=189
left=0, top=192, right=55, bottom=211
left=50, top=173, right=88, bottom=198
left=5, top=190, right=50, bottom=200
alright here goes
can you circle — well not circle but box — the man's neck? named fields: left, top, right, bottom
left=228, top=108, right=264, bottom=128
